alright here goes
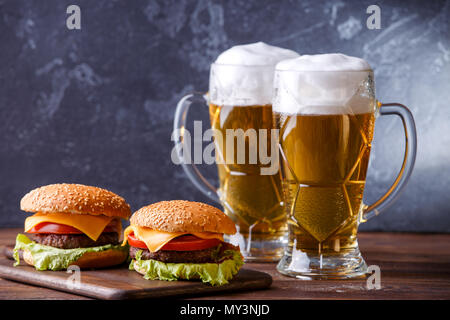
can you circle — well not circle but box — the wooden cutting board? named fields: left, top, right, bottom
left=0, top=245, right=272, bottom=300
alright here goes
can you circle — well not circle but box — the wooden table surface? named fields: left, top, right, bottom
left=0, top=228, right=449, bottom=300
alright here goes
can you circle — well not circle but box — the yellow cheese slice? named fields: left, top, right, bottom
left=122, top=225, right=224, bottom=252
left=25, top=212, right=114, bottom=241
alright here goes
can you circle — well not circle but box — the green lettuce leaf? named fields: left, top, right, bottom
left=13, top=233, right=128, bottom=271
left=131, top=247, right=244, bottom=286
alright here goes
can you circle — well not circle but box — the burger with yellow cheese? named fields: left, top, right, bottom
left=14, top=183, right=131, bottom=270
left=123, top=200, right=244, bottom=286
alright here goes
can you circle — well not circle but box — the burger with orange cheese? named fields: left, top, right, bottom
left=123, top=200, right=244, bottom=286
left=14, top=183, right=131, bottom=270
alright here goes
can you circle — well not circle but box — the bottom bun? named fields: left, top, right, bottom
left=23, top=248, right=128, bottom=269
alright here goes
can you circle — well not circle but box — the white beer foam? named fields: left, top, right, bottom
left=215, top=42, right=300, bottom=66
left=273, top=54, right=375, bottom=115
left=210, top=42, right=299, bottom=106
left=276, top=53, right=371, bottom=72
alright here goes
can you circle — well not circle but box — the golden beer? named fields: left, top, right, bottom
left=209, top=103, right=286, bottom=242
left=176, top=44, right=300, bottom=261
left=272, top=56, right=417, bottom=278
left=274, top=111, right=375, bottom=255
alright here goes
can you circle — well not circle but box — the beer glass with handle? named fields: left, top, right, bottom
left=273, top=54, right=417, bottom=278
left=174, top=42, right=299, bottom=261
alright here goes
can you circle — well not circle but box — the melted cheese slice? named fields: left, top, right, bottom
left=122, top=225, right=224, bottom=252
left=25, top=212, right=114, bottom=241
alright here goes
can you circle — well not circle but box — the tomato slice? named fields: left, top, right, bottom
left=127, top=233, right=222, bottom=251
left=28, top=222, right=83, bottom=234
left=28, top=222, right=117, bottom=234
left=162, top=235, right=222, bottom=251
left=127, top=232, right=148, bottom=249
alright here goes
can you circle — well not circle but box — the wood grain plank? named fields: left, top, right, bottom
left=0, top=277, right=91, bottom=300
left=0, top=246, right=272, bottom=300
left=0, top=228, right=449, bottom=300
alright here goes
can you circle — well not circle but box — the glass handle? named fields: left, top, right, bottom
left=173, top=93, right=221, bottom=204
left=362, top=102, right=417, bottom=221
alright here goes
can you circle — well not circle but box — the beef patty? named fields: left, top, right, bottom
left=31, top=232, right=119, bottom=249
left=129, top=245, right=219, bottom=263
left=129, top=242, right=239, bottom=264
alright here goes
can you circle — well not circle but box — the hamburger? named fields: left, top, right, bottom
left=123, top=200, right=244, bottom=286
left=14, top=183, right=131, bottom=270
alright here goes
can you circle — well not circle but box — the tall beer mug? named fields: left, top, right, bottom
left=174, top=42, right=299, bottom=261
left=273, top=54, right=417, bottom=278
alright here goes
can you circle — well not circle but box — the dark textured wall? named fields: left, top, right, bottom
left=0, top=0, right=449, bottom=232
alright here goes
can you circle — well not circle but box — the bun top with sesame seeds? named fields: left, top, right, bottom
left=20, top=183, right=131, bottom=219
left=130, top=200, right=236, bottom=234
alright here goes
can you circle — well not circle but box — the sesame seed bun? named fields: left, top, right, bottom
left=20, top=184, right=131, bottom=219
left=130, top=200, right=236, bottom=234
left=22, top=248, right=128, bottom=269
